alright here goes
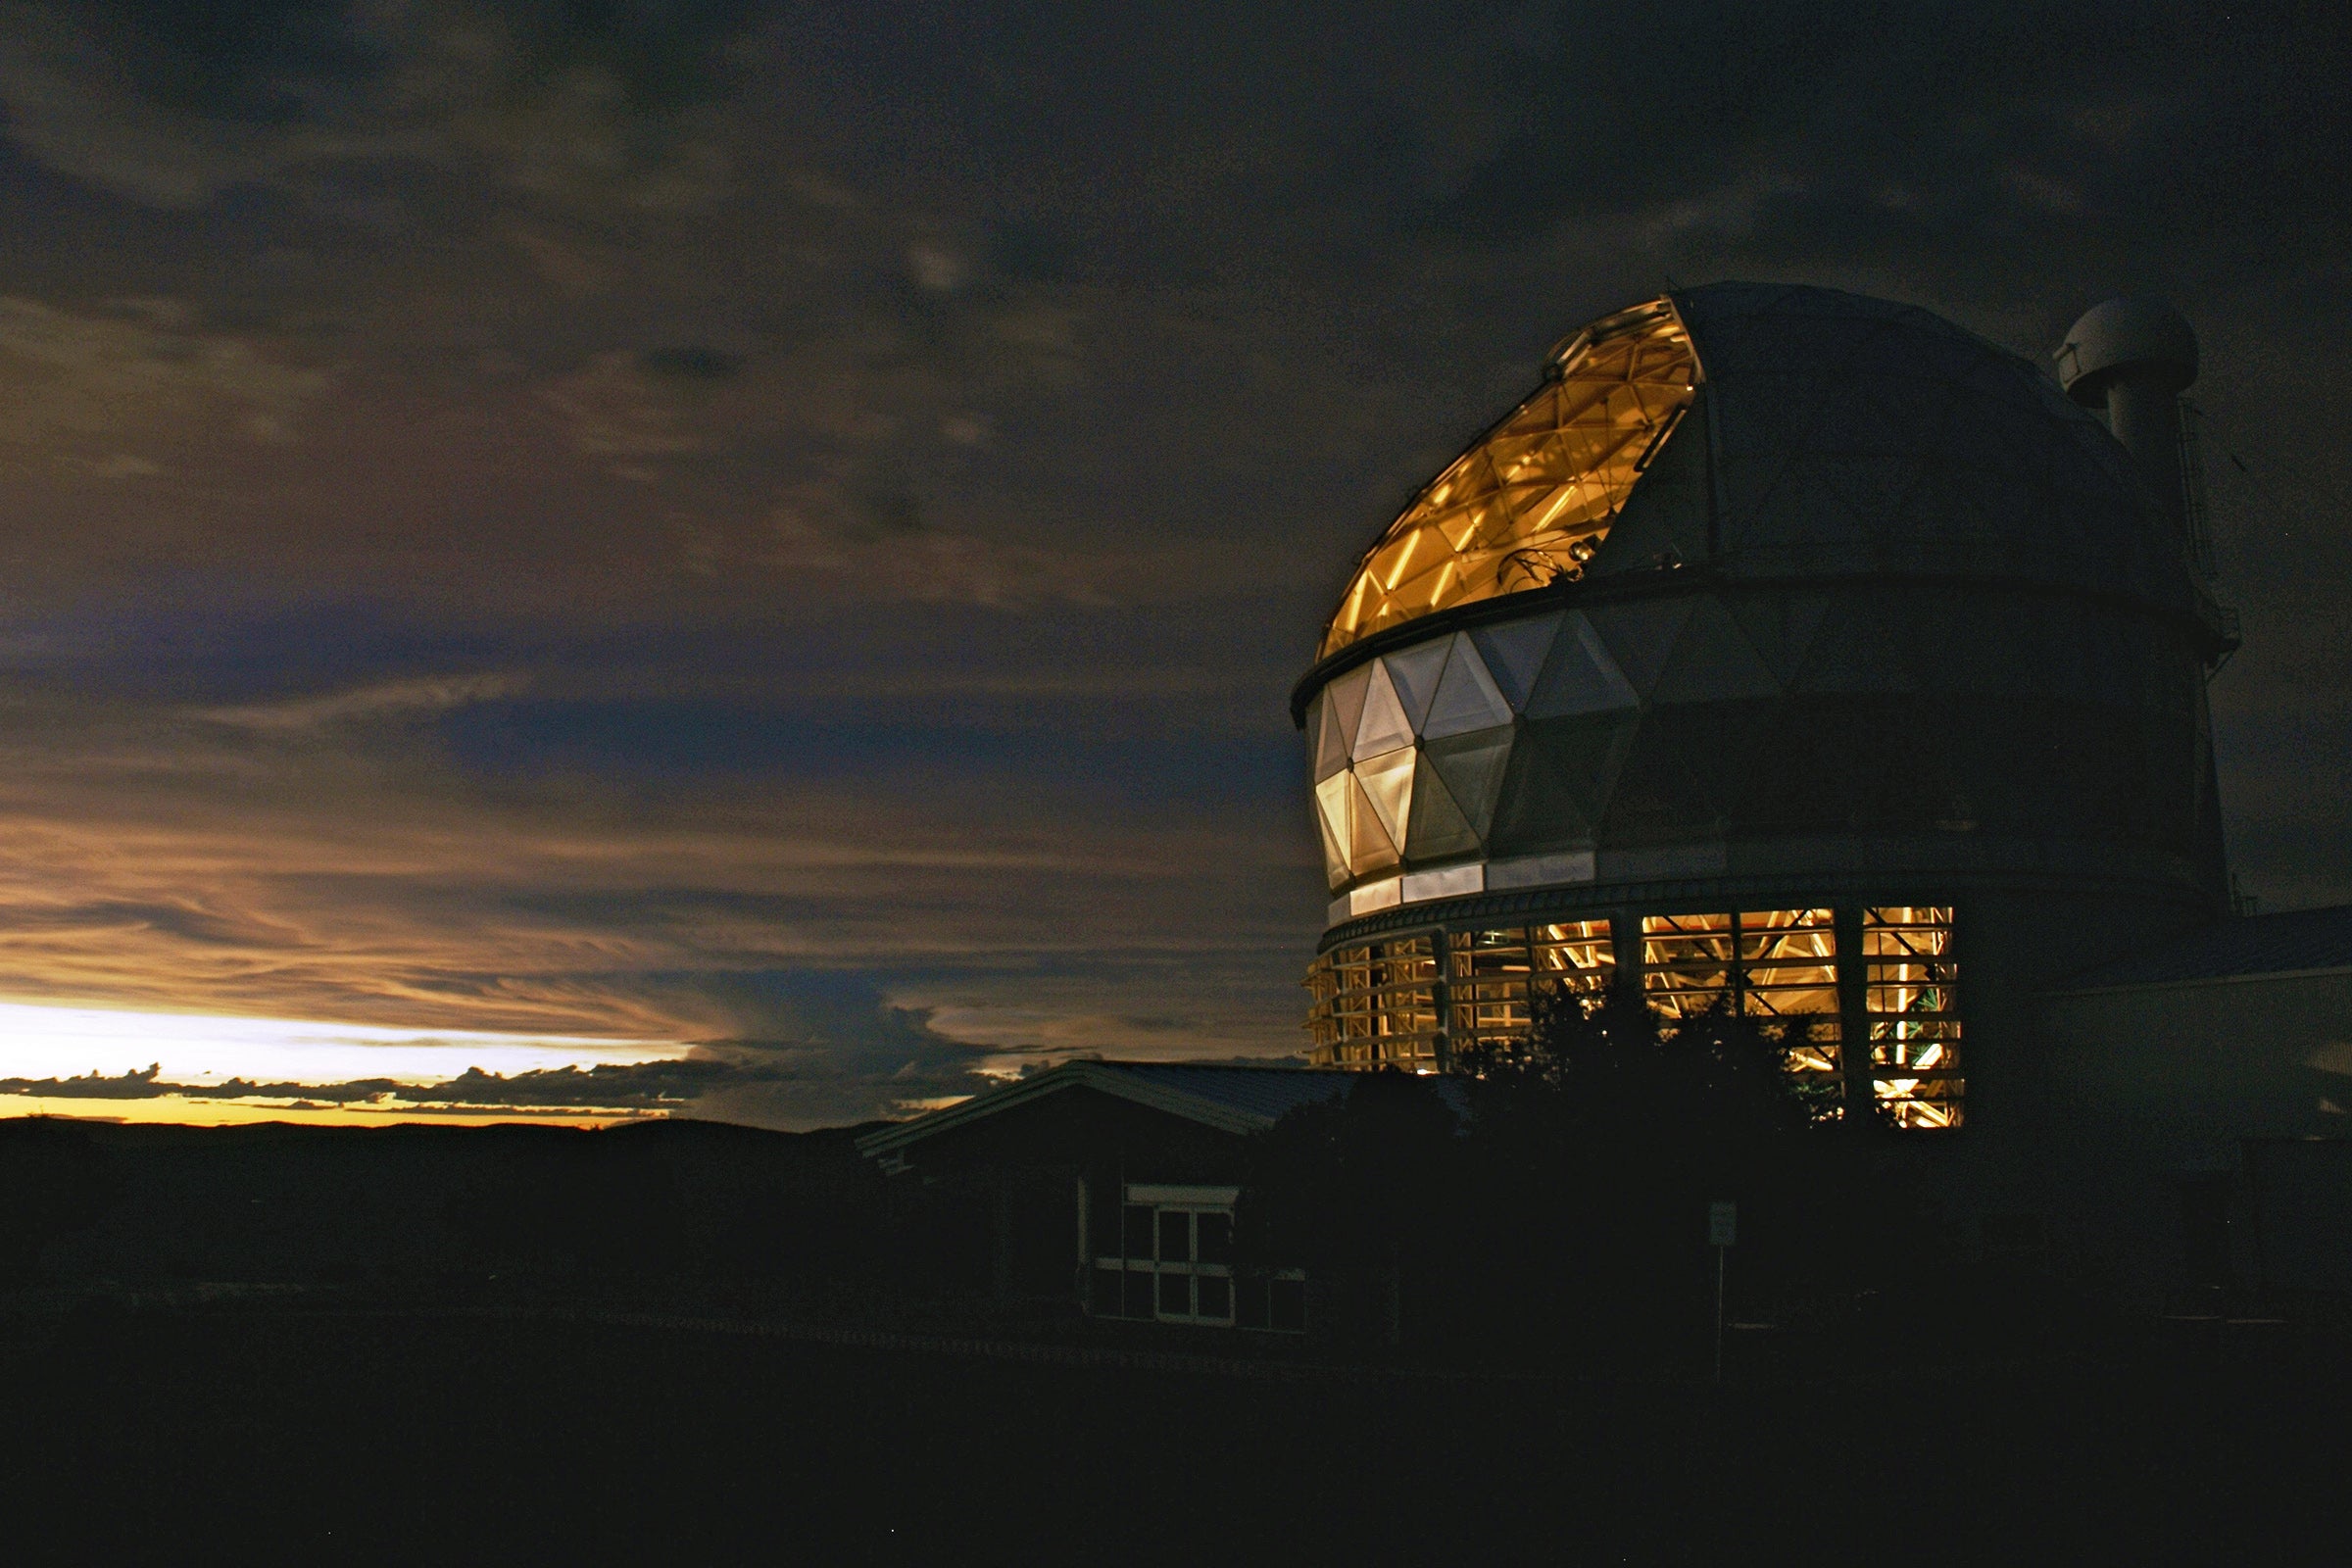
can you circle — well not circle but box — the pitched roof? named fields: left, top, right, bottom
left=854, top=1060, right=1459, bottom=1158
left=2050, top=906, right=2352, bottom=993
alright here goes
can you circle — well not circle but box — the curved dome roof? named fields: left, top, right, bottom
left=1317, top=282, right=2208, bottom=662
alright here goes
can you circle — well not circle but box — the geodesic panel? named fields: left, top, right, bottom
left=1353, top=661, right=1416, bottom=760
left=1469, top=612, right=1562, bottom=709
left=1355, top=745, right=1418, bottom=849
left=1403, top=753, right=1482, bottom=860
left=1724, top=591, right=1832, bottom=688
left=1318, top=299, right=1700, bottom=658
left=1315, top=771, right=1355, bottom=874
left=1423, top=724, right=1515, bottom=840
left=1523, top=611, right=1642, bottom=718
left=1647, top=595, right=1782, bottom=704
left=1348, top=771, right=1400, bottom=872
left=1381, top=638, right=1453, bottom=730
left=1490, top=711, right=1643, bottom=854
left=1315, top=792, right=1349, bottom=889
left=1324, top=662, right=1371, bottom=760
left=1670, top=282, right=2200, bottom=627
left=1585, top=597, right=1694, bottom=697
left=1421, top=634, right=1514, bottom=739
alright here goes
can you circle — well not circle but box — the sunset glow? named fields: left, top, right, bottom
left=0, top=999, right=686, bottom=1088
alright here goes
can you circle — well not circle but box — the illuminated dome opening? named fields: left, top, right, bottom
left=1317, top=297, right=1699, bottom=659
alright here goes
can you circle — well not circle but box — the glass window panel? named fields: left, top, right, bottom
left=1124, top=1204, right=1154, bottom=1259
left=1865, top=906, right=1962, bottom=1129
left=1197, top=1211, right=1233, bottom=1266
left=1157, top=1270, right=1193, bottom=1317
left=1125, top=1267, right=1156, bottom=1319
left=1157, top=1208, right=1192, bottom=1264
left=1093, top=1267, right=1125, bottom=1316
left=1196, top=1274, right=1232, bottom=1321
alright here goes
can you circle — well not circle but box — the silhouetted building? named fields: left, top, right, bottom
left=857, top=1062, right=1361, bottom=1330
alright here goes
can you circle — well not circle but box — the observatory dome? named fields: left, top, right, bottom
left=1295, top=283, right=2233, bottom=1124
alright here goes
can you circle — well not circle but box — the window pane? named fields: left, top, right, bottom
left=1158, top=1270, right=1193, bottom=1317
left=1123, top=1204, right=1153, bottom=1259
left=1158, top=1208, right=1193, bottom=1263
left=1092, top=1267, right=1125, bottom=1316
left=1196, top=1274, right=1232, bottom=1320
left=1124, top=1267, right=1156, bottom=1319
left=1197, top=1211, right=1233, bottom=1265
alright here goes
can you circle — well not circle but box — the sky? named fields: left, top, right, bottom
left=0, top=1, right=2346, bottom=1128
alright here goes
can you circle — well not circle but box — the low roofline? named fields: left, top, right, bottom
left=854, top=1060, right=1313, bottom=1158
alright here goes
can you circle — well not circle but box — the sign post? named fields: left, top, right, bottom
left=1708, top=1201, right=1738, bottom=1384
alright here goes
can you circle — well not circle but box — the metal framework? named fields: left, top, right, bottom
left=1304, top=904, right=1963, bottom=1129
left=1864, top=906, right=1964, bottom=1129
left=1317, top=298, right=1700, bottom=659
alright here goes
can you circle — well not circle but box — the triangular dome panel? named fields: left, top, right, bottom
left=1585, top=597, right=1693, bottom=696
left=1726, top=593, right=1831, bottom=687
left=1649, top=595, right=1782, bottom=704
left=1315, top=770, right=1355, bottom=875
left=1348, top=770, right=1400, bottom=872
left=1354, top=746, right=1417, bottom=851
left=1305, top=691, right=1346, bottom=783
left=1315, top=794, right=1349, bottom=890
left=1524, top=611, right=1642, bottom=717
left=1404, top=754, right=1481, bottom=861
left=1381, top=639, right=1452, bottom=730
left=1421, top=634, right=1514, bottom=739
left=1324, top=662, right=1371, bottom=760
left=1424, top=724, right=1515, bottom=840
left=1353, top=661, right=1415, bottom=760
left=1469, top=613, right=1561, bottom=709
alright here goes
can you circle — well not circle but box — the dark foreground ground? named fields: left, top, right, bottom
left=0, top=1299, right=2344, bottom=1564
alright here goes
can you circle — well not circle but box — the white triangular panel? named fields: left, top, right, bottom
left=1348, top=772, right=1399, bottom=871
left=1353, top=661, right=1415, bottom=760
left=1354, top=745, right=1417, bottom=849
left=1315, top=771, right=1355, bottom=876
left=1316, top=797, right=1349, bottom=889
left=1325, top=662, right=1372, bottom=758
left=1421, top=634, right=1514, bottom=739
left=1382, top=639, right=1452, bottom=731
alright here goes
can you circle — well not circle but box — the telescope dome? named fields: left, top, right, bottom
left=1295, top=283, right=2231, bottom=1124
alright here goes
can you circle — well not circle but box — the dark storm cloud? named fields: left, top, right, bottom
left=0, top=1, right=2345, bottom=1120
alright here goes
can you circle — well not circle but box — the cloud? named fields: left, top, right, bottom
left=0, top=296, right=331, bottom=459
left=0, top=0, right=758, bottom=212
left=0, top=0, right=2346, bottom=1130
left=196, top=672, right=532, bottom=733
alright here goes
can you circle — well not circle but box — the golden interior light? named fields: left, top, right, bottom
left=1318, top=297, right=1701, bottom=660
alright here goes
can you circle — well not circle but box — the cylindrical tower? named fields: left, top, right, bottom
left=2055, top=297, right=2200, bottom=529
left=1293, top=284, right=2235, bottom=1133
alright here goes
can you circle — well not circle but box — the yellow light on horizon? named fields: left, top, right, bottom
left=0, top=999, right=690, bottom=1088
